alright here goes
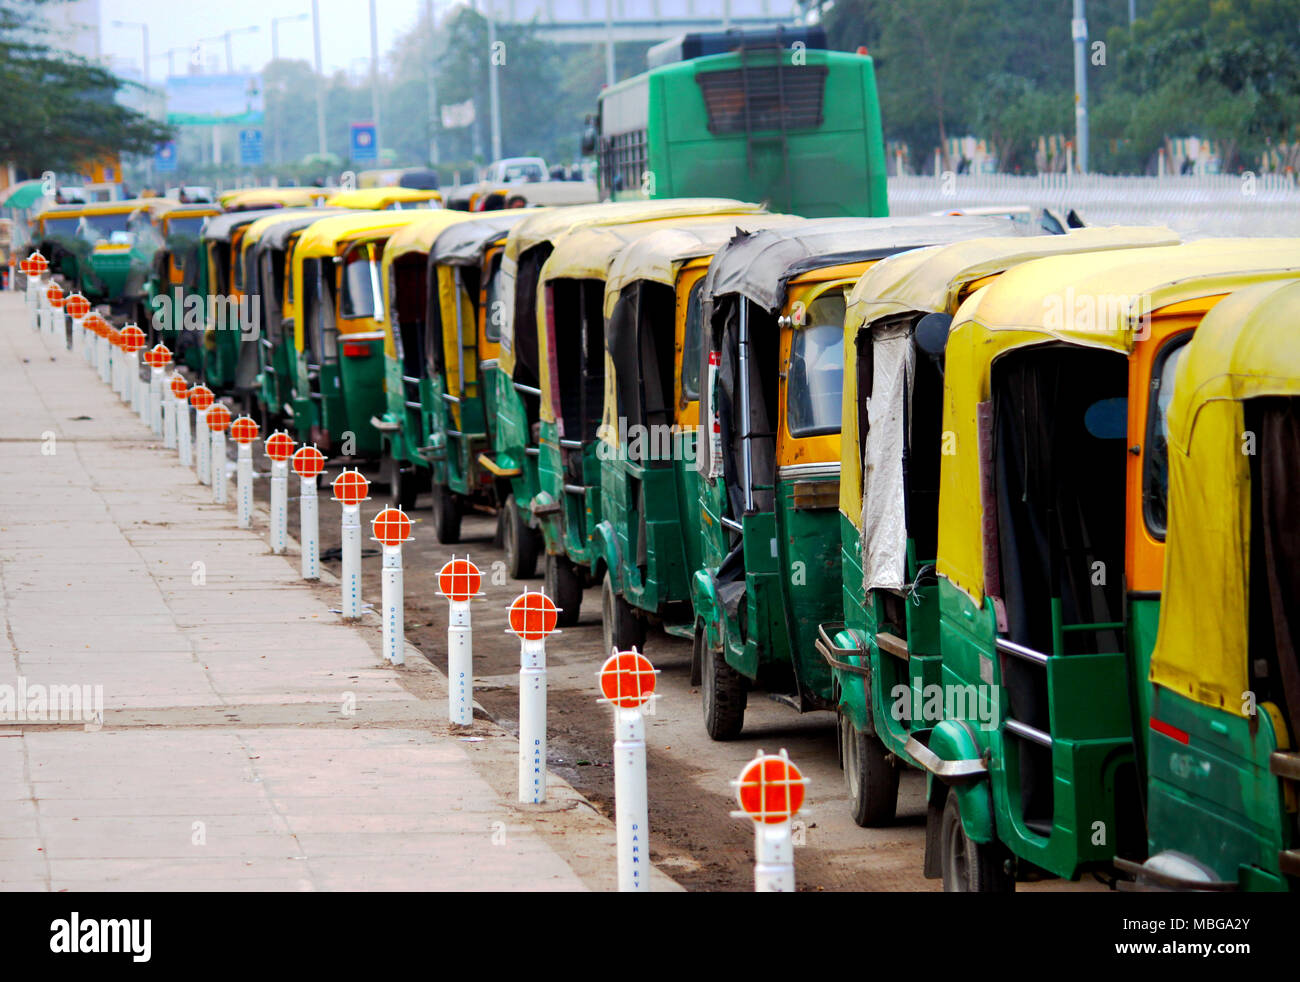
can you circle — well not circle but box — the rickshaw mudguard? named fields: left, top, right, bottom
left=818, top=622, right=871, bottom=733
left=589, top=522, right=622, bottom=592
left=928, top=719, right=995, bottom=843
left=690, top=570, right=725, bottom=652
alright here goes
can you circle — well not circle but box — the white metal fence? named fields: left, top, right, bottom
left=889, top=173, right=1300, bottom=237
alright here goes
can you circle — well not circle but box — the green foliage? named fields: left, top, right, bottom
left=0, top=0, right=172, bottom=175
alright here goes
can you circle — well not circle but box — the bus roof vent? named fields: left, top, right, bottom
left=646, top=26, right=827, bottom=69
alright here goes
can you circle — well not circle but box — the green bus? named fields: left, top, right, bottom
left=585, top=28, right=888, bottom=218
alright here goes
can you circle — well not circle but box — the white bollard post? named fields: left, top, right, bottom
left=599, top=649, right=658, bottom=892
left=162, top=384, right=177, bottom=447
left=149, top=367, right=164, bottom=434
left=22, top=261, right=38, bottom=329
left=99, top=327, right=112, bottom=384
left=176, top=388, right=192, bottom=466
left=508, top=591, right=559, bottom=804
left=265, top=432, right=295, bottom=555
left=373, top=509, right=413, bottom=666
left=332, top=469, right=370, bottom=621
left=189, top=386, right=214, bottom=484
left=135, top=355, right=147, bottom=416
left=230, top=417, right=260, bottom=529
left=732, top=749, right=807, bottom=893
left=437, top=558, right=484, bottom=725
left=292, top=446, right=324, bottom=578
left=66, top=294, right=89, bottom=355
left=206, top=404, right=231, bottom=504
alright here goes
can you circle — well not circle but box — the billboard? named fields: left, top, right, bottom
left=166, top=74, right=264, bottom=126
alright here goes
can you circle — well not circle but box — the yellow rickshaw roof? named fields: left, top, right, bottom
left=845, top=226, right=1181, bottom=336
left=66, top=199, right=151, bottom=217
left=295, top=211, right=431, bottom=260
left=240, top=208, right=339, bottom=250
left=1152, top=277, right=1300, bottom=716
left=541, top=215, right=751, bottom=286
left=602, top=215, right=805, bottom=314
left=325, top=187, right=443, bottom=209
left=222, top=187, right=329, bottom=209
left=953, top=237, right=1300, bottom=354
left=504, top=198, right=764, bottom=261
left=382, top=210, right=479, bottom=266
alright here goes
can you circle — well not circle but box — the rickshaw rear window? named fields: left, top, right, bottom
left=1143, top=333, right=1190, bottom=540
left=168, top=216, right=205, bottom=238
left=681, top=279, right=705, bottom=402
left=340, top=247, right=382, bottom=320
left=787, top=294, right=846, bottom=438
left=42, top=217, right=79, bottom=235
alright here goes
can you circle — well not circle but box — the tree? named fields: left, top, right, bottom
left=0, top=0, right=172, bottom=175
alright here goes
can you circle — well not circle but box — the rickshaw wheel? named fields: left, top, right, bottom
left=544, top=554, right=583, bottom=627
left=602, top=577, right=645, bottom=654
left=940, top=792, right=1014, bottom=893
left=840, top=712, right=899, bottom=827
left=432, top=484, right=462, bottom=543
left=701, top=636, right=746, bottom=741
left=504, top=494, right=540, bottom=578
left=385, top=456, right=420, bottom=511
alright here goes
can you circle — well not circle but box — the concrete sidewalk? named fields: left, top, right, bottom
left=0, top=296, right=660, bottom=891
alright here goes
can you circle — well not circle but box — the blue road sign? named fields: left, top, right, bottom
left=155, top=141, right=178, bottom=173
left=350, top=122, right=378, bottom=163
left=238, top=129, right=264, bottom=166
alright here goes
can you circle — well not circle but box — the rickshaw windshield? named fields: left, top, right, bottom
left=80, top=212, right=131, bottom=242
left=41, top=217, right=79, bottom=236
left=168, top=216, right=206, bottom=237
left=340, top=244, right=383, bottom=321
left=1143, top=334, right=1190, bottom=539
left=681, top=279, right=705, bottom=402
left=787, top=293, right=846, bottom=437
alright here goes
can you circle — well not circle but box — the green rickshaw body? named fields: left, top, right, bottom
left=927, top=240, right=1300, bottom=889
left=34, top=200, right=158, bottom=314
left=288, top=211, right=428, bottom=457
left=143, top=205, right=220, bottom=369
left=1135, top=279, right=1300, bottom=892
left=493, top=200, right=767, bottom=577
left=825, top=228, right=1183, bottom=827
left=597, top=216, right=806, bottom=637
left=694, top=217, right=1012, bottom=734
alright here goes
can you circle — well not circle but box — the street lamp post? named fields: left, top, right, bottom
left=113, top=20, right=150, bottom=84
left=272, top=13, right=312, bottom=165
left=312, top=0, right=328, bottom=157
left=369, top=0, right=383, bottom=165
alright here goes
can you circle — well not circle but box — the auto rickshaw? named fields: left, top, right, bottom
left=692, top=217, right=1013, bottom=741
left=236, top=208, right=344, bottom=427
left=491, top=199, right=767, bottom=580
left=32, top=199, right=158, bottom=315
left=140, top=200, right=221, bottom=364
left=1116, top=278, right=1300, bottom=892
left=327, top=187, right=443, bottom=210
left=387, top=211, right=534, bottom=526
left=221, top=187, right=332, bottom=212
left=593, top=216, right=805, bottom=653
left=923, top=239, right=1300, bottom=891
left=368, top=208, right=481, bottom=512
left=817, top=227, right=1180, bottom=827
left=288, top=210, right=431, bottom=457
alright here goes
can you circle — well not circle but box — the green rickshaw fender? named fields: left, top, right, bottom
left=588, top=521, right=622, bottom=593
left=529, top=490, right=562, bottom=553
left=928, top=718, right=995, bottom=844
left=827, top=625, right=871, bottom=734
left=689, top=570, right=725, bottom=651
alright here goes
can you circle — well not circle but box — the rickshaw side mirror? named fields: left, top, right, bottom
left=915, top=312, right=952, bottom=355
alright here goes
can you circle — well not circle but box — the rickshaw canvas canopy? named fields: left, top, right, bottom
left=1152, top=277, right=1300, bottom=715
left=431, top=211, right=537, bottom=266
left=936, top=238, right=1300, bottom=608
left=378, top=211, right=478, bottom=359
left=204, top=209, right=285, bottom=245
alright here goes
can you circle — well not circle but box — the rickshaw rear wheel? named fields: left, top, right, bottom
left=840, top=711, right=899, bottom=827
left=602, top=577, right=645, bottom=654
left=504, top=494, right=540, bottom=578
left=432, top=484, right=462, bottom=543
left=545, top=553, right=583, bottom=626
left=940, top=792, right=1014, bottom=893
left=702, top=636, right=746, bottom=740
left=385, top=455, right=420, bottom=511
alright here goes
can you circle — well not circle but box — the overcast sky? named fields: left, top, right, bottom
left=99, top=0, right=442, bottom=77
